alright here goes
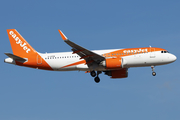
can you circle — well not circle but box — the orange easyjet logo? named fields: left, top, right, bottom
left=123, top=48, right=148, bottom=53
left=9, top=31, right=30, bottom=53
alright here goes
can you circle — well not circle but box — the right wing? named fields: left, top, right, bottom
left=58, top=30, right=105, bottom=67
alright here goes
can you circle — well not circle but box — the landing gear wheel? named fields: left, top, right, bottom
left=94, top=77, right=100, bottom=83
left=151, top=66, right=156, bottom=76
left=90, top=71, right=96, bottom=77
left=152, top=72, right=156, bottom=76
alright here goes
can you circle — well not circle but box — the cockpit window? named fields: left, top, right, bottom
left=161, top=51, right=169, bottom=53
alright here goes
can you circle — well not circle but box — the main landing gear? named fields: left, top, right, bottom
left=90, top=71, right=102, bottom=83
left=151, top=66, right=156, bottom=76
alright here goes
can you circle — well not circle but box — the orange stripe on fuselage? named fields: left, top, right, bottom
left=102, top=47, right=166, bottom=58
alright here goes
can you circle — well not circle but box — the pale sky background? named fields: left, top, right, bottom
left=0, top=0, right=180, bottom=120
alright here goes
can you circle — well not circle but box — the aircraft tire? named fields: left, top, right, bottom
left=91, top=71, right=96, bottom=77
left=94, top=77, right=100, bottom=83
left=152, top=72, right=156, bottom=76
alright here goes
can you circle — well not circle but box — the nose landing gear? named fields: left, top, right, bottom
left=151, top=66, right=156, bottom=76
left=90, top=71, right=102, bottom=83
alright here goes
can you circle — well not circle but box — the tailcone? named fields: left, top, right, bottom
left=4, top=58, right=16, bottom=65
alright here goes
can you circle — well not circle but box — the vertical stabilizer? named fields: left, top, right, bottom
left=6, top=29, right=52, bottom=70
left=7, top=29, right=37, bottom=58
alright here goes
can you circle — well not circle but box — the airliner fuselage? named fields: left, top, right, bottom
left=33, top=48, right=176, bottom=71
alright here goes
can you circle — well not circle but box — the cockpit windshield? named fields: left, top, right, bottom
left=161, top=51, right=169, bottom=53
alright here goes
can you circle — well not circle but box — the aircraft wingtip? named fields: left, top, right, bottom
left=58, top=29, right=68, bottom=40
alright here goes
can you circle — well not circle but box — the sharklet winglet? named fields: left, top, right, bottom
left=58, top=29, right=68, bottom=40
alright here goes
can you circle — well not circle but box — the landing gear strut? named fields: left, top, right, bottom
left=151, top=66, right=156, bottom=76
left=90, top=71, right=102, bottom=83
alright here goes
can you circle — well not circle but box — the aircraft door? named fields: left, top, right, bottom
left=150, top=48, right=155, bottom=58
left=37, top=54, right=42, bottom=64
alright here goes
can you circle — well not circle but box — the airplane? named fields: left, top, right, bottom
left=4, top=29, right=177, bottom=83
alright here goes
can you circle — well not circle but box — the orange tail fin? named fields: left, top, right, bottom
left=7, top=29, right=37, bottom=58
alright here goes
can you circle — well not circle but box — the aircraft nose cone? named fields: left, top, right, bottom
left=170, top=54, right=177, bottom=62
left=173, top=55, right=177, bottom=61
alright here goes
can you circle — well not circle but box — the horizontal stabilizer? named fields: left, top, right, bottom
left=4, top=53, right=27, bottom=61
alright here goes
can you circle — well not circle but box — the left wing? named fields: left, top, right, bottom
left=58, top=30, right=105, bottom=67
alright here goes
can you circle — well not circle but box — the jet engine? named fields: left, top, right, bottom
left=101, top=58, right=125, bottom=69
left=101, top=58, right=127, bottom=70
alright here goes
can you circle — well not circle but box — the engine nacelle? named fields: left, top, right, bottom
left=105, top=68, right=128, bottom=78
left=101, top=58, right=122, bottom=69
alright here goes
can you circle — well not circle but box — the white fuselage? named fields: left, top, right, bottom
left=38, top=49, right=176, bottom=71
